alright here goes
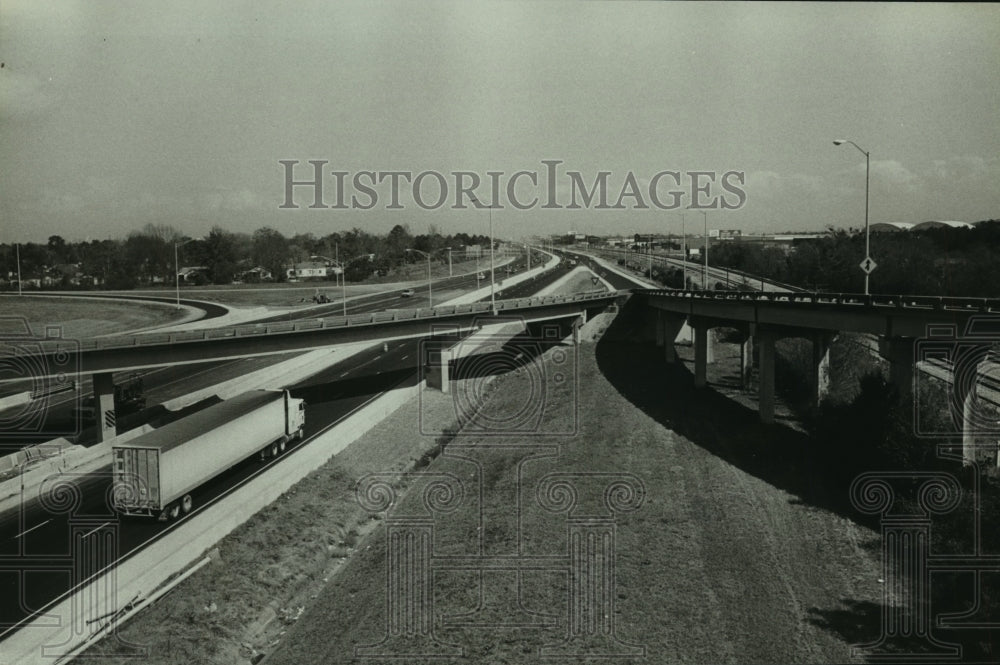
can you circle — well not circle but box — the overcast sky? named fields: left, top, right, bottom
left=2, top=1, right=998, bottom=243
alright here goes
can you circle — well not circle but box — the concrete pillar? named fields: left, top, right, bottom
left=424, top=342, right=452, bottom=393
left=810, top=332, right=834, bottom=409
left=881, top=337, right=916, bottom=417
left=757, top=329, right=776, bottom=424
left=957, top=348, right=990, bottom=467
left=693, top=325, right=709, bottom=388
left=962, top=390, right=977, bottom=467
left=572, top=315, right=586, bottom=345
left=93, top=372, right=117, bottom=442
left=661, top=315, right=687, bottom=365
left=740, top=334, right=754, bottom=390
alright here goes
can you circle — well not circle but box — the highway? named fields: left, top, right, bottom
left=0, top=249, right=579, bottom=639
left=575, top=246, right=799, bottom=293
left=0, top=258, right=535, bottom=449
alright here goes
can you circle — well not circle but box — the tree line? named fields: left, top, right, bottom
left=0, top=224, right=492, bottom=289
left=709, top=221, right=1000, bottom=297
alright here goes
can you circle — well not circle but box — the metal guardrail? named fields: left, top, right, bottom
left=46, top=291, right=622, bottom=354
left=638, top=288, right=1000, bottom=313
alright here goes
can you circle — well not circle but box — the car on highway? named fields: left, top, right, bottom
left=400, top=288, right=415, bottom=297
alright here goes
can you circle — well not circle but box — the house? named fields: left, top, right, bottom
left=43, top=263, right=82, bottom=286
left=240, top=266, right=274, bottom=282
left=287, top=261, right=332, bottom=280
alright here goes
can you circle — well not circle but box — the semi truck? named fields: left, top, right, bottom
left=111, top=389, right=306, bottom=520
left=72, top=373, right=146, bottom=424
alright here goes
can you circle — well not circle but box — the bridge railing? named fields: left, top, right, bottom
left=586, top=246, right=807, bottom=293
left=57, top=290, right=622, bottom=354
left=638, top=288, right=1000, bottom=313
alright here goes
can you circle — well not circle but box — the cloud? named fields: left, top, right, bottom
left=870, top=159, right=919, bottom=189
left=0, top=70, right=59, bottom=118
left=200, top=188, right=268, bottom=212
left=744, top=170, right=830, bottom=200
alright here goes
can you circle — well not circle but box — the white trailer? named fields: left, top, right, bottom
left=112, top=389, right=306, bottom=519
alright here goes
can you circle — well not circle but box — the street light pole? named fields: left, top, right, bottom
left=648, top=235, right=652, bottom=280
left=309, top=253, right=346, bottom=315
left=174, top=242, right=180, bottom=308
left=15, top=242, right=22, bottom=296
left=701, top=211, right=709, bottom=288
left=468, top=194, right=497, bottom=315
left=406, top=248, right=436, bottom=308
left=681, top=214, right=687, bottom=289
left=489, top=204, right=496, bottom=314
left=834, top=139, right=871, bottom=295
left=174, top=237, right=199, bottom=309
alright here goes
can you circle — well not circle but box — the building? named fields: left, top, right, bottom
left=43, top=263, right=82, bottom=286
left=465, top=244, right=483, bottom=259
left=870, top=222, right=914, bottom=233
left=239, top=266, right=274, bottom=282
left=912, top=220, right=973, bottom=231
left=287, top=261, right=340, bottom=280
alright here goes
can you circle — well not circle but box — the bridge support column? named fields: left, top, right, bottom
left=93, top=372, right=117, bottom=442
left=660, top=315, right=687, bottom=365
left=693, top=323, right=713, bottom=388
left=424, top=342, right=452, bottom=393
left=740, top=327, right=755, bottom=390
left=881, top=337, right=916, bottom=418
left=572, top=315, right=587, bottom=345
left=810, top=332, right=835, bottom=410
left=957, top=348, right=992, bottom=467
left=757, top=329, right=776, bottom=424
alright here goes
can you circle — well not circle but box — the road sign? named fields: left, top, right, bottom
left=591, top=276, right=600, bottom=286
left=860, top=256, right=877, bottom=274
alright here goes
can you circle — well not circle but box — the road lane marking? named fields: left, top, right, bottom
left=14, top=520, right=50, bottom=539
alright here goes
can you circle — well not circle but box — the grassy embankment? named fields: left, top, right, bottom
left=0, top=295, right=185, bottom=339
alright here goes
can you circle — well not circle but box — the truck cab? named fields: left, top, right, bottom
left=73, top=373, right=146, bottom=423
left=288, top=397, right=306, bottom=438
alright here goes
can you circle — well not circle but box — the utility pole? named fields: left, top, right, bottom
left=648, top=235, right=652, bottom=280
left=16, top=242, right=23, bottom=296
left=701, top=212, right=709, bottom=288
left=681, top=214, right=687, bottom=289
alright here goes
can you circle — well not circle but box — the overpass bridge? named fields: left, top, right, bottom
left=6, top=291, right=624, bottom=442
left=639, top=288, right=1000, bottom=464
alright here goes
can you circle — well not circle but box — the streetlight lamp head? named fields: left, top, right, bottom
left=833, top=140, right=846, bottom=146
